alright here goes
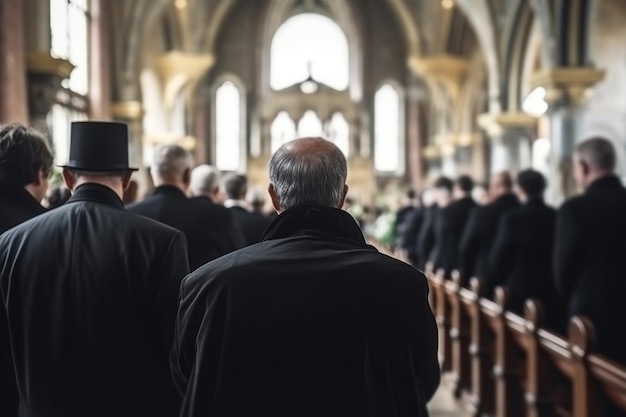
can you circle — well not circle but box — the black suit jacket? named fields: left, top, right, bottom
left=0, top=187, right=46, bottom=235
left=431, top=196, right=477, bottom=277
left=553, top=175, right=626, bottom=361
left=171, top=206, right=440, bottom=417
left=490, top=199, right=564, bottom=331
left=228, top=205, right=273, bottom=246
left=128, top=186, right=243, bottom=270
left=459, top=193, right=520, bottom=293
left=416, top=205, right=439, bottom=271
left=0, top=184, right=189, bottom=417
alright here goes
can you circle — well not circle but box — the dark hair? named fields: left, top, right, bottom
left=0, top=124, right=53, bottom=189
left=516, top=169, right=547, bottom=198
left=406, top=188, right=416, bottom=199
left=47, top=185, right=71, bottom=209
left=456, top=175, right=474, bottom=193
left=223, top=173, right=247, bottom=199
left=433, top=176, right=453, bottom=192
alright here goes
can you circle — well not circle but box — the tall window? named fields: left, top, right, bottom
left=374, top=84, right=402, bottom=172
left=50, top=0, right=90, bottom=164
left=297, top=110, right=323, bottom=137
left=270, top=14, right=349, bottom=91
left=215, top=81, right=242, bottom=171
left=271, top=111, right=296, bottom=154
left=326, top=112, right=350, bottom=157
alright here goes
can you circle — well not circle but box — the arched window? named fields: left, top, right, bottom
left=271, top=111, right=296, bottom=154
left=50, top=0, right=90, bottom=164
left=374, top=84, right=402, bottom=172
left=326, top=112, right=350, bottom=157
left=297, top=110, right=323, bottom=137
left=522, top=87, right=548, bottom=117
left=215, top=81, right=242, bottom=171
left=270, top=13, right=349, bottom=91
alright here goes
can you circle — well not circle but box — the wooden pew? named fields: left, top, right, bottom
left=460, top=278, right=495, bottom=416
left=448, top=271, right=471, bottom=399
left=427, top=268, right=452, bottom=373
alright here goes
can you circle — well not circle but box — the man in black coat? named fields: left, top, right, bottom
left=554, top=137, right=626, bottom=363
left=490, top=169, right=564, bottom=331
left=128, top=145, right=241, bottom=270
left=0, top=124, right=53, bottom=235
left=170, top=137, right=440, bottom=417
left=459, top=171, right=520, bottom=293
left=222, top=172, right=272, bottom=246
left=432, top=175, right=477, bottom=278
left=0, top=123, right=54, bottom=417
left=0, top=121, right=190, bottom=417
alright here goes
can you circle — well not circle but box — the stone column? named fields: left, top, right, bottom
left=0, top=0, right=28, bottom=123
left=477, top=112, right=537, bottom=178
left=406, top=85, right=426, bottom=190
left=112, top=101, right=150, bottom=196
left=530, top=68, right=606, bottom=205
left=26, top=53, right=74, bottom=137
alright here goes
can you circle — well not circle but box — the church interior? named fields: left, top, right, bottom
left=3, top=0, right=626, bottom=416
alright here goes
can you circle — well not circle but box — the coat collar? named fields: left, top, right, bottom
left=0, top=186, right=46, bottom=212
left=67, top=183, right=124, bottom=209
left=262, top=205, right=366, bottom=244
left=151, top=185, right=187, bottom=198
left=586, top=174, right=622, bottom=194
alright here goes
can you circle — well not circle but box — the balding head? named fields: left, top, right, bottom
left=268, top=137, right=348, bottom=212
left=574, top=137, right=617, bottom=190
left=150, top=143, right=193, bottom=190
left=190, top=164, right=222, bottom=200
left=489, top=171, right=513, bottom=199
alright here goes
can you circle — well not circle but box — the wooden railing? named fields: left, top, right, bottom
left=426, top=270, right=626, bottom=417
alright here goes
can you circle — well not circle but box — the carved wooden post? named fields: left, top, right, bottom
left=466, top=278, right=494, bottom=416
left=492, top=287, right=524, bottom=417
left=450, top=271, right=471, bottom=398
left=441, top=269, right=453, bottom=373
left=523, top=300, right=554, bottom=417
left=569, top=317, right=597, bottom=417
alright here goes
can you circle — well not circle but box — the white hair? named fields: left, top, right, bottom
left=190, top=164, right=221, bottom=196
left=150, top=144, right=193, bottom=179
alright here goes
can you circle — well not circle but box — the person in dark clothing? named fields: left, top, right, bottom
left=0, top=123, right=52, bottom=235
left=392, top=188, right=419, bottom=252
left=432, top=175, right=477, bottom=278
left=459, top=171, right=520, bottom=294
left=490, top=169, right=564, bottom=332
left=554, top=137, right=626, bottom=362
left=189, top=164, right=246, bottom=249
left=0, top=123, right=54, bottom=417
left=128, top=145, right=241, bottom=270
left=415, top=187, right=439, bottom=272
left=45, top=184, right=71, bottom=209
left=0, top=121, right=190, bottom=417
left=223, top=173, right=272, bottom=246
left=171, top=137, right=440, bottom=417
left=426, top=177, right=454, bottom=274
left=554, top=137, right=626, bottom=417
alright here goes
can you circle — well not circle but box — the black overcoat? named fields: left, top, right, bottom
left=553, top=175, right=626, bottom=362
left=227, top=205, right=273, bottom=246
left=0, top=186, right=47, bottom=416
left=0, top=184, right=189, bottom=417
left=489, top=198, right=564, bottom=332
left=127, top=186, right=243, bottom=270
left=459, top=193, right=520, bottom=292
left=431, top=196, right=477, bottom=277
left=171, top=205, right=440, bottom=417
left=0, top=187, right=46, bottom=235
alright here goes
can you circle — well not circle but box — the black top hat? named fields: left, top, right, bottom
left=61, top=121, right=138, bottom=171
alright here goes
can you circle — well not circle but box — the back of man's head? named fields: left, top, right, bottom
left=433, top=176, right=453, bottom=193
left=269, top=137, right=347, bottom=211
left=190, top=164, right=221, bottom=197
left=489, top=171, right=513, bottom=198
left=151, top=144, right=193, bottom=184
left=575, top=137, right=616, bottom=172
left=516, top=169, right=547, bottom=200
left=456, top=175, right=474, bottom=194
left=222, top=173, right=248, bottom=200
left=0, top=124, right=53, bottom=190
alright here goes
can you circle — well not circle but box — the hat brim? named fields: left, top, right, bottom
left=58, top=164, right=139, bottom=172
